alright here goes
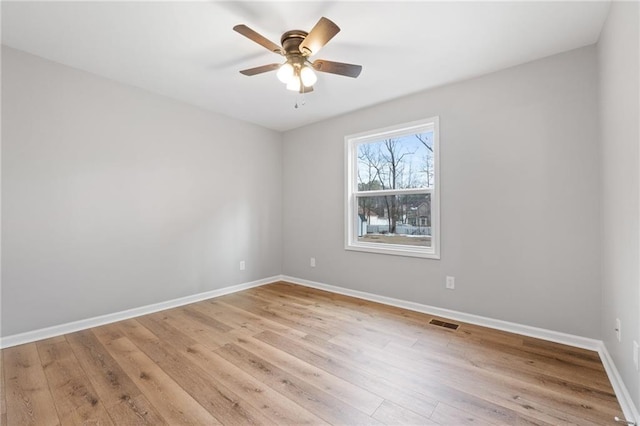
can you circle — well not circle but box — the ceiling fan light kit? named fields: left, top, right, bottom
left=233, top=17, right=362, bottom=94
left=276, top=62, right=294, bottom=83
left=300, top=66, right=317, bottom=86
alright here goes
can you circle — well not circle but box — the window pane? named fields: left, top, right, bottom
left=357, top=131, right=435, bottom=191
left=346, top=116, right=439, bottom=258
left=356, top=193, right=432, bottom=247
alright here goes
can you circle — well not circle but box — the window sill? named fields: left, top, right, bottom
left=345, top=243, right=440, bottom=259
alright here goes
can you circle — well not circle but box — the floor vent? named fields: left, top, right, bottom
left=429, top=319, right=460, bottom=330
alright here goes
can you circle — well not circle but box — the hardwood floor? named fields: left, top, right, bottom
left=1, top=281, right=624, bottom=425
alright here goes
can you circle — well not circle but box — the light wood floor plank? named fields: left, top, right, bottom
left=1, top=351, right=7, bottom=426
left=232, top=334, right=384, bottom=415
left=92, top=331, right=220, bottom=425
left=184, top=342, right=330, bottom=425
left=255, top=329, right=440, bottom=419
left=372, top=399, right=438, bottom=425
left=339, top=326, right=614, bottom=424
left=148, top=308, right=232, bottom=349
left=308, top=330, right=527, bottom=425
left=254, top=285, right=420, bottom=347
left=65, top=330, right=166, bottom=424
left=220, top=292, right=337, bottom=340
left=1, top=281, right=625, bottom=425
left=398, top=335, right=610, bottom=425
left=37, top=336, right=113, bottom=425
left=179, top=305, right=233, bottom=333
left=215, top=341, right=382, bottom=425
left=114, top=319, right=274, bottom=425
left=431, top=402, right=496, bottom=426
left=210, top=299, right=309, bottom=340
left=4, top=343, right=60, bottom=426
left=130, top=312, right=329, bottom=424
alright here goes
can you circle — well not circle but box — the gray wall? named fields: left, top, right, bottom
left=598, top=0, right=640, bottom=406
left=1, top=46, right=283, bottom=336
left=282, top=46, right=602, bottom=338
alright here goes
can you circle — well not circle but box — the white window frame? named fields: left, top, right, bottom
left=345, top=117, right=440, bottom=259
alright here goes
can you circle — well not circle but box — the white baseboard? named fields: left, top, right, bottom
left=281, top=275, right=639, bottom=423
left=598, top=342, right=640, bottom=424
left=0, top=275, right=279, bottom=349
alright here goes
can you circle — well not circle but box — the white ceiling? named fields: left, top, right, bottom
left=2, top=1, right=611, bottom=132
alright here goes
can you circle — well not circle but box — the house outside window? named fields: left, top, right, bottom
left=345, top=117, right=440, bottom=258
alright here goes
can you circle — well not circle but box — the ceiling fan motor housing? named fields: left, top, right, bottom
left=281, top=30, right=310, bottom=68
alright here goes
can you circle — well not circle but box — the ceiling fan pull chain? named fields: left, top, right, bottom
left=294, top=94, right=307, bottom=109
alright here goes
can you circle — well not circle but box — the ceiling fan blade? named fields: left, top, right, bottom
left=233, top=24, right=283, bottom=55
left=299, top=17, right=340, bottom=56
left=312, top=60, right=362, bottom=78
left=239, top=63, right=280, bottom=76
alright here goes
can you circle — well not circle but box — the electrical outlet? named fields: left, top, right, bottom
left=633, top=341, right=639, bottom=370
left=310, top=257, right=316, bottom=267
left=239, top=261, right=245, bottom=271
left=615, top=318, right=621, bottom=342
left=445, top=276, right=455, bottom=290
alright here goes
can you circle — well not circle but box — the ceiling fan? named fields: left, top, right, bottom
left=233, top=17, right=363, bottom=93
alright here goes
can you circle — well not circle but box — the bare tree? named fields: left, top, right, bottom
left=358, top=139, right=414, bottom=233
left=415, top=134, right=433, bottom=152
left=357, top=144, right=384, bottom=223
left=415, top=133, right=434, bottom=187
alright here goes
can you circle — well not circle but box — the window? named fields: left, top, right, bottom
left=345, top=117, right=440, bottom=258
